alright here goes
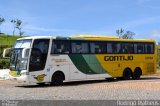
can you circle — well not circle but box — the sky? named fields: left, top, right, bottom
left=0, top=0, right=160, bottom=41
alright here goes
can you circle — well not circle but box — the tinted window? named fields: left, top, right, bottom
left=121, top=43, right=134, bottom=54
left=134, top=43, right=144, bottom=54
left=145, top=43, right=154, bottom=54
left=51, top=40, right=70, bottom=54
left=72, top=41, right=89, bottom=53
left=107, top=42, right=121, bottom=54
left=90, top=42, right=106, bottom=54
left=32, top=39, right=49, bottom=54
left=29, top=39, right=49, bottom=72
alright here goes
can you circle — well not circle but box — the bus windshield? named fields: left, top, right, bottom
left=10, top=39, right=32, bottom=71
left=14, top=39, right=32, bottom=48
left=10, top=48, right=30, bottom=71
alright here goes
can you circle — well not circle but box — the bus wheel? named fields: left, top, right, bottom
left=37, top=83, right=45, bottom=86
left=51, top=72, right=64, bottom=86
left=133, top=68, right=142, bottom=80
left=105, top=78, right=114, bottom=81
left=116, top=77, right=123, bottom=80
left=123, top=68, right=132, bottom=80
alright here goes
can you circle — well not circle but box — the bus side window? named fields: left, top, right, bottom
left=112, top=43, right=121, bottom=54
left=51, top=40, right=70, bottom=54
left=107, top=42, right=121, bottom=54
left=107, top=43, right=113, bottom=53
left=90, top=42, right=106, bottom=54
left=121, top=43, right=134, bottom=54
left=136, top=43, right=144, bottom=54
left=72, top=41, right=89, bottom=54
left=145, top=43, right=154, bottom=54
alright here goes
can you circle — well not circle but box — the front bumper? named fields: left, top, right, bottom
left=9, top=75, right=29, bottom=84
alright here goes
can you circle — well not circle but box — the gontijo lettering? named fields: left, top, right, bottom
left=104, top=56, right=133, bottom=61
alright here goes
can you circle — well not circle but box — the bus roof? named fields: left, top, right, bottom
left=71, top=35, right=120, bottom=39
left=17, top=35, right=155, bottom=42
left=17, top=36, right=53, bottom=40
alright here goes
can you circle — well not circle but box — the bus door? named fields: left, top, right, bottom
left=29, top=39, right=50, bottom=83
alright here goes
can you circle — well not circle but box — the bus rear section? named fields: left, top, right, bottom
left=95, top=42, right=156, bottom=80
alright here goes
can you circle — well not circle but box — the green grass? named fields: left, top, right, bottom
left=0, top=34, right=25, bottom=54
left=0, top=58, right=9, bottom=69
left=0, top=34, right=22, bottom=46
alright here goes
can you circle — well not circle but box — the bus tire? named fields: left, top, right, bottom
left=123, top=68, right=132, bottom=80
left=37, top=83, right=45, bottom=86
left=51, top=72, right=64, bottom=86
left=116, top=77, right=123, bottom=80
left=133, top=68, right=142, bottom=80
left=105, top=78, right=114, bottom=81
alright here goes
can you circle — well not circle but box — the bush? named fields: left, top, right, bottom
left=0, top=59, right=9, bottom=69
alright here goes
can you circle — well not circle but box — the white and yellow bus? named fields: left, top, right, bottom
left=9, top=35, right=157, bottom=85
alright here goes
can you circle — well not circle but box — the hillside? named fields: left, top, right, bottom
left=0, top=34, right=22, bottom=47
left=0, top=34, right=24, bottom=56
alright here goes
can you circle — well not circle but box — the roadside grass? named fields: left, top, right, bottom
left=0, top=34, right=24, bottom=54
left=0, top=34, right=22, bottom=46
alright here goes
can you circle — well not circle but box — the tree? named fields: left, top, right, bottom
left=11, top=19, right=16, bottom=36
left=16, top=19, right=24, bottom=36
left=0, top=17, right=5, bottom=33
left=11, top=19, right=24, bottom=36
left=116, top=28, right=124, bottom=38
left=116, top=28, right=135, bottom=39
left=122, top=31, right=135, bottom=39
